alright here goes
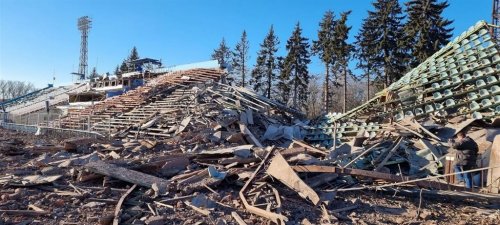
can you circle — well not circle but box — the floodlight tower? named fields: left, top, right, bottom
left=493, top=0, right=500, bottom=41
left=77, top=16, right=92, bottom=80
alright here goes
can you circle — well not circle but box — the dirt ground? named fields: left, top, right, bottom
left=1, top=128, right=499, bottom=225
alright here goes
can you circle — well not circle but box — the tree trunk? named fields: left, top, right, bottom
left=293, top=66, right=298, bottom=108
left=242, top=58, right=245, bottom=87
left=324, top=64, right=330, bottom=113
left=384, top=49, right=389, bottom=88
left=367, top=66, right=370, bottom=101
left=267, top=69, right=271, bottom=99
left=343, top=64, right=347, bottom=113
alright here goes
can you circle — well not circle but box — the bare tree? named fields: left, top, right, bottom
left=305, top=75, right=323, bottom=119
left=0, top=80, right=38, bottom=101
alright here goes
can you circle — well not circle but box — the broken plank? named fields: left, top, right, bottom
left=374, top=137, right=403, bottom=172
left=267, top=152, right=320, bottom=205
left=342, top=142, right=382, bottom=168
left=239, top=124, right=263, bottom=147
left=85, top=161, right=170, bottom=189
left=238, top=148, right=288, bottom=224
left=290, top=140, right=327, bottom=156
left=0, top=209, right=50, bottom=216
left=292, top=165, right=406, bottom=182
left=113, top=184, right=137, bottom=225
left=185, top=201, right=210, bottom=216
left=292, top=165, right=470, bottom=191
left=231, top=211, right=248, bottom=225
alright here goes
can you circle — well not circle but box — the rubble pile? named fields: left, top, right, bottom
left=1, top=21, right=500, bottom=224
left=59, top=69, right=225, bottom=130
left=1, top=121, right=499, bottom=224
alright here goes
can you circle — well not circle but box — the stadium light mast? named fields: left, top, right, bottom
left=77, top=16, right=92, bottom=80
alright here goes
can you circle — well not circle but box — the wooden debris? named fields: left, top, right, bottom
left=113, top=184, right=137, bottom=225
left=185, top=201, right=211, bottom=216
left=238, top=148, right=288, bottom=224
left=231, top=211, right=248, bottom=225
left=487, top=135, right=500, bottom=193
left=0, top=209, right=51, bottom=216
left=239, top=124, right=263, bottom=147
left=85, top=161, right=170, bottom=189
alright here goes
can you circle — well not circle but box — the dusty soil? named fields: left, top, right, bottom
left=1, top=128, right=499, bottom=225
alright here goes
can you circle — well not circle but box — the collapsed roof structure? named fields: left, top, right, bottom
left=306, top=20, right=500, bottom=147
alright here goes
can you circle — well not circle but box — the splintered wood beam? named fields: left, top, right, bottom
left=85, top=161, right=170, bottom=189
left=238, top=148, right=288, bottom=224
left=0, top=209, right=51, bottom=216
left=267, top=153, right=320, bottom=205
left=113, top=184, right=137, bottom=225
left=291, top=165, right=469, bottom=191
left=239, top=124, right=263, bottom=147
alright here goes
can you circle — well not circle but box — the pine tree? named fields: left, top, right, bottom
left=332, top=11, right=353, bottom=113
left=276, top=56, right=290, bottom=104
left=361, top=0, right=408, bottom=88
left=404, top=0, right=453, bottom=67
left=312, top=10, right=336, bottom=112
left=114, top=65, right=120, bottom=75
left=89, top=67, right=98, bottom=79
left=129, top=46, right=140, bottom=61
left=211, top=38, right=231, bottom=68
left=355, top=16, right=377, bottom=101
left=282, top=23, right=311, bottom=110
left=119, top=60, right=128, bottom=74
left=232, top=31, right=250, bottom=87
left=250, top=26, right=279, bottom=99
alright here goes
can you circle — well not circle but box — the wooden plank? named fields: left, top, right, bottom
left=0, top=209, right=51, bottom=216
left=290, top=140, right=327, bottom=156
left=292, top=165, right=405, bottom=182
left=342, top=142, right=382, bottom=168
left=239, top=124, right=263, bottom=147
left=231, top=211, right=248, bottom=225
left=394, top=122, right=424, bottom=138
left=487, top=135, right=500, bottom=193
left=267, top=153, right=320, bottom=205
left=113, top=184, right=137, bottom=225
left=238, top=148, right=288, bottom=223
left=374, top=137, right=403, bottom=171
left=85, top=161, right=170, bottom=189
left=295, top=164, right=468, bottom=191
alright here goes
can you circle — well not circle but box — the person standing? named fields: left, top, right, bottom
left=449, top=130, right=479, bottom=188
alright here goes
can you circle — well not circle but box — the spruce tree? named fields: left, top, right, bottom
left=282, top=23, right=311, bottom=110
left=404, top=0, right=453, bottom=67
left=312, top=10, right=336, bottom=113
left=332, top=11, right=353, bottom=113
left=362, top=0, right=408, bottom=88
left=211, top=38, right=231, bottom=68
left=119, top=60, right=128, bottom=74
left=232, top=31, right=250, bottom=87
left=114, top=65, right=120, bottom=75
left=355, top=17, right=377, bottom=100
left=129, top=46, right=140, bottom=61
left=276, top=56, right=290, bottom=104
left=89, top=67, right=98, bottom=79
left=250, top=26, right=279, bottom=99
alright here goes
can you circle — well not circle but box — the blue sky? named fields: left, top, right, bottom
left=0, top=0, right=492, bottom=88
